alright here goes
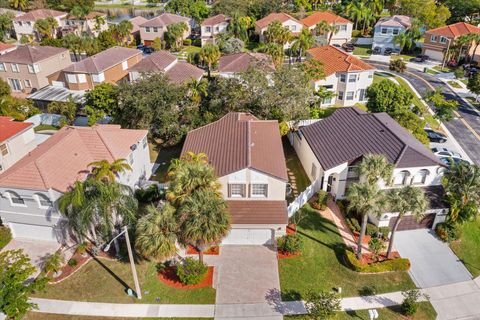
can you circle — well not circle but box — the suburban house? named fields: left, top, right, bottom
left=218, top=52, right=274, bottom=78
left=422, top=22, right=480, bottom=62
left=182, top=112, right=289, bottom=245
left=306, top=45, right=375, bottom=107
left=47, top=46, right=142, bottom=91
left=372, top=15, right=412, bottom=54
left=289, top=107, right=446, bottom=229
left=64, top=11, right=108, bottom=37
left=13, top=9, right=67, bottom=41
left=301, top=11, right=353, bottom=45
left=128, top=50, right=203, bottom=84
left=0, top=43, right=16, bottom=55
left=0, top=45, right=71, bottom=95
left=255, top=12, right=304, bottom=48
left=129, top=16, right=148, bottom=44
left=0, top=124, right=151, bottom=243
left=0, top=117, right=37, bottom=173
left=200, top=14, right=230, bottom=46
left=139, top=13, right=191, bottom=46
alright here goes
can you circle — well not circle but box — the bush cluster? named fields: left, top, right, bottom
left=67, top=258, right=78, bottom=267
left=0, top=226, right=12, bottom=250
left=311, top=190, right=328, bottom=210
left=277, top=234, right=302, bottom=254
left=345, top=250, right=410, bottom=273
left=176, top=257, right=208, bottom=285
left=435, top=222, right=461, bottom=242
left=401, top=289, right=423, bottom=316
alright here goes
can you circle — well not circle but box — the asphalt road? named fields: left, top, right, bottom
left=366, top=60, right=480, bottom=164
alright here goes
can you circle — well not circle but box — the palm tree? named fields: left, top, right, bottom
left=69, top=5, right=91, bottom=34
left=367, top=0, right=384, bottom=16
left=264, top=20, right=291, bottom=46
left=93, top=15, right=106, bottom=34
left=456, top=33, right=474, bottom=61
left=393, top=32, right=410, bottom=53
left=228, top=13, right=249, bottom=42
left=9, top=0, right=28, bottom=10
left=111, top=20, right=133, bottom=46
left=178, top=188, right=231, bottom=263
left=164, top=22, right=188, bottom=50
left=346, top=183, right=387, bottom=259
left=467, top=33, right=480, bottom=63
left=88, top=159, right=132, bottom=183
left=356, top=154, right=394, bottom=185
left=199, top=44, right=220, bottom=79
left=315, top=20, right=336, bottom=45
left=361, top=7, right=376, bottom=35
left=386, top=186, right=427, bottom=258
left=186, top=78, right=208, bottom=104
left=135, top=204, right=179, bottom=261
left=291, top=28, right=315, bottom=61
left=260, top=42, right=284, bottom=67
left=34, top=17, right=59, bottom=39
left=346, top=1, right=364, bottom=30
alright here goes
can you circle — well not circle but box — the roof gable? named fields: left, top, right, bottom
left=307, top=45, right=375, bottom=76
left=427, top=22, right=480, bottom=38
left=0, top=45, right=68, bottom=64
left=255, top=12, right=302, bottom=29
left=0, top=117, right=33, bottom=142
left=301, top=11, right=351, bottom=27
left=202, top=14, right=230, bottom=26
left=139, top=13, right=190, bottom=28
left=218, top=52, right=274, bottom=73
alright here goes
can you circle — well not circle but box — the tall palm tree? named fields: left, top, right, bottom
left=291, top=28, right=315, bottom=61
left=34, top=17, right=59, bottom=39
left=260, top=42, right=284, bottom=67
left=88, top=159, right=132, bottom=183
left=456, top=33, right=474, bottom=61
left=346, top=1, right=364, bottom=30
left=361, top=7, right=376, bottom=35
left=135, top=204, right=178, bottom=261
left=112, top=20, right=133, bottom=46
left=186, top=79, right=208, bottom=104
left=69, top=5, right=91, bottom=34
left=346, top=183, right=387, bottom=259
left=467, top=33, right=480, bottom=63
left=228, top=13, right=249, bottom=42
left=199, top=44, right=220, bottom=79
left=393, top=32, right=410, bottom=53
left=178, top=188, right=231, bottom=263
left=367, top=0, right=384, bottom=16
left=9, top=0, right=28, bottom=10
left=386, top=186, right=427, bottom=258
left=93, top=15, right=106, bottom=34
left=264, top=20, right=291, bottom=46
left=315, top=20, right=336, bottom=45
left=356, top=154, right=394, bottom=186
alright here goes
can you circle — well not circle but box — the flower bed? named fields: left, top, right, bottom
left=286, top=224, right=296, bottom=235
left=186, top=245, right=220, bottom=255
left=157, top=266, right=214, bottom=289
left=278, top=251, right=301, bottom=259
left=353, top=232, right=372, bottom=245
left=345, top=250, right=410, bottom=273
left=48, top=252, right=90, bottom=283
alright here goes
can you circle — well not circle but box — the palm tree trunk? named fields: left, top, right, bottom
left=386, top=215, right=402, bottom=259
left=356, top=212, right=368, bottom=260
left=471, top=44, right=480, bottom=63
left=89, top=224, right=98, bottom=244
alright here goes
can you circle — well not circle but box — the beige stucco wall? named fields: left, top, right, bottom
left=0, top=126, right=36, bottom=173
left=140, top=24, right=191, bottom=44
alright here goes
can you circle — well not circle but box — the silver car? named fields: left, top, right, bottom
left=431, top=147, right=462, bottom=158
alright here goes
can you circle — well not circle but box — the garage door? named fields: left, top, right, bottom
left=222, top=229, right=273, bottom=245
left=424, top=49, right=444, bottom=61
left=9, top=223, right=58, bottom=242
left=389, top=213, right=435, bottom=231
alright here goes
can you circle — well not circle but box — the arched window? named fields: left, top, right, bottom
left=412, top=169, right=430, bottom=185
left=393, top=170, right=410, bottom=186
left=6, top=191, right=25, bottom=206
left=35, top=193, right=52, bottom=208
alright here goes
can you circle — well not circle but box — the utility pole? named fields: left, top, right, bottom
left=124, top=225, right=142, bottom=299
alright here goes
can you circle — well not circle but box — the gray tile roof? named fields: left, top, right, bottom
left=139, top=13, right=190, bottom=28
left=299, top=107, right=442, bottom=170
left=0, top=45, right=68, bottom=64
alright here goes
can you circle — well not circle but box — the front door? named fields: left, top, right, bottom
left=326, top=175, right=334, bottom=193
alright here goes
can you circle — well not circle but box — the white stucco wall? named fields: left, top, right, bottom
left=0, top=126, right=37, bottom=173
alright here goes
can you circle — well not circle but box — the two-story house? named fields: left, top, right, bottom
left=64, top=11, right=108, bottom=37
left=0, top=45, right=71, bottom=96
left=306, top=45, right=375, bottom=107
left=301, top=11, right=353, bottom=45
left=290, top=107, right=447, bottom=230
left=129, top=16, right=149, bottom=44
left=182, top=112, right=288, bottom=245
left=255, top=13, right=304, bottom=49
left=0, top=117, right=37, bottom=173
left=218, top=52, right=275, bottom=78
left=200, top=14, right=230, bottom=46
left=422, top=22, right=480, bottom=62
left=372, top=15, right=412, bottom=54
left=0, top=124, right=151, bottom=243
left=139, top=13, right=191, bottom=46
left=128, top=50, right=203, bottom=84
left=13, top=9, right=67, bottom=41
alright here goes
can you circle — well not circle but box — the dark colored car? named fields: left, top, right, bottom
left=425, top=129, right=447, bottom=143
left=440, top=156, right=470, bottom=167
left=413, top=54, right=429, bottom=62
left=342, top=43, right=355, bottom=52
left=373, top=46, right=381, bottom=54
left=383, top=48, right=393, bottom=55
left=332, top=43, right=341, bottom=48
left=142, top=46, right=155, bottom=54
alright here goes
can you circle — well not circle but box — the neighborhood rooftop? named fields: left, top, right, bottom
left=307, top=45, right=375, bottom=76
left=0, top=45, right=67, bottom=64
left=427, top=22, right=480, bottom=37
left=218, top=52, right=274, bottom=73
left=299, top=107, right=443, bottom=170
left=14, top=9, right=65, bottom=21
left=227, top=200, right=288, bottom=225
left=0, top=116, right=33, bottom=142
left=139, top=13, right=190, bottom=28
left=255, top=12, right=301, bottom=29
left=182, top=112, right=288, bottom=181
left=375, top=15, right=412, bottom=28
left=301, top=11, right=351, bottom=27
left=201, top=14, right=230, bottom=26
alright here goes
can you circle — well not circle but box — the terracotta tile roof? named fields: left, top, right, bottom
left=165, top=61, right=204, bottom=83
left=0, top=116, right=33, bottom=142
left=299, top=107, right=443, bottom=170
left=0, top=45, right=68, bottom=64
left=201, top=14, right=230, bottom=26
left=63, top=46, right=141, bottom=74
left=0, top=125, right=147, bottom=192
left=306, top=45, right=375, bottom=76
left=427, top=22, right=480, bottom=38
left=67, top=11, right=106, bottom=20
left=129, top=50, right=177, bottom=72
left=15, top=9, right=66, bottom=22
left=301, top=11, right=351, bottom=27
left=182, top=112, right=288, bottom=181
left=218, top=52, right=274, bottom=73
left=375, top=15, right=412, bottom=28
left=255, top=12, right=302, bottom=29
left=139, top=13, right=190, bottom=28
left=0, top=42, right=16, bottom=52
left=227, top=200, right=288, bottom=224
left=129, top=16, right=148, bottom=33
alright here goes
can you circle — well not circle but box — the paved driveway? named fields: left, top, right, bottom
left=395, top=229, right=472, bottom=288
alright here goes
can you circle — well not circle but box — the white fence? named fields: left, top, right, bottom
left=287, top=179, right=322, bottom=217
left=25, top=113, right=64, bottom=127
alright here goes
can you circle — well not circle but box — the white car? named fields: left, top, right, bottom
left=431, top=147, right=462, bottom=159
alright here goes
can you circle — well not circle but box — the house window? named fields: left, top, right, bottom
left=215, top=26, right=219, bottom=32
left=66, top=74, right=77, bottom=83
left=153, top=27, right=158, bottom=32
left=122, top=61, right=128, bottom=70
left=340, top=74, right=346, bottom=82
left=291, top=25, right=297, bottom=31
left=206, top=26, right=211, bottom=32
left=8, top=78, right=21, bottom=91
left=228, top=183, right=246, bottom=198
left=128, top=152, right=134, bottom=165
left=311, top=163, right=317, bottom=178
left=368, top=73, right=373, bottom=78
left=323, top=96, right=332, bottom=104
left=142, top=136, right=147, bottom=149
left=392, top=28, right=399, bottom=35
left=346, top=91, right=354, bottom=100
left=412, top=169, right=429, bottom=185
left=77, top=74, right=86, bottom=83
left=430, top=35, right=438, bottom=42
left=440, top=36, right=447, bottom=43
left=251, top=184, right=268, bottom=197
left=92, top=72, right=105, bottom=83
left=359, top=89, right=366, bottom=101
left=11, top=63, right=19, bottom=72
left=348, top=74, right=357, bottom=82
left=339, top=25, right=347, bottom=31
left=381, top=28, right=387, bottom=34
left=394, top=170, right=410, bottom=186
left=35, top=194, right=52, bottom=208
left=338, top=91, right=344, bottom=100
left=0, top=63, right=5, bottom=71
left=24, top=79, right=31, bottom=88
left=8, top=191, right=25, bottom=206
left=27, top=64, right=40, bottom=73
left=145, top=27, right=151, bottom=32
left=0, top=143, right=8, bottom=156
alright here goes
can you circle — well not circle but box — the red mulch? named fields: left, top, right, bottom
left=278, top=251, right=301, bottom=259
left=157, top=266, right=214, bottom=289
left=49, top=252, right=90, bottom=283
left=186, top=245, right=220, bottom=255
left=286, top=224, right=296, bottom=235
left=359, top=252, right=401, bottom=264
left=353, top=232, right=371, bottom=244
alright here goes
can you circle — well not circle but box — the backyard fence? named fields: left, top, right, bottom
left=287, top=179, right=322, bottom=217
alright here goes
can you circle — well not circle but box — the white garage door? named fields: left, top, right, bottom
left=222, top=229, right=273, bottom=245
left=424, top=49, right=444, bottom=61
left=9, top=223, right=58, bottom=242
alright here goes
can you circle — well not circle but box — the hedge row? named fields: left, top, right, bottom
left=345, top=250, right=410, bottom=273
left=0, top=226, right=12, bottom=250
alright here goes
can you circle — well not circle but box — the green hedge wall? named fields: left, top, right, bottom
left=345, top=250, right=410, bottom=273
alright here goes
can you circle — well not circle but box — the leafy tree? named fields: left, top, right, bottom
left=20, top=34, right=30, bottom=44
left=401, top=289, right=426, bottom=316
left=227, top=13, right=251, bottom=42
left=301, top=58, right=325, bottom=82
left=0, top=96, right=39, bottom=120
left=152, top=37, right=162, bottom=51
left=368, top=237, right=385, bottom=262
left=0, top=78, right=11, bottom=97
left=264, top=20, right=291, bottom=46
left=34, top=17, right=59, bottom=39
left=212, top=0, right=250, bottom=17
left=199, top=43, right=220, bottom=79
left=164, top=0, right=210, bottom=23
left=386, top=186, right=428, bottom=258
left=164, top=22, right=188, bottom=51
left=389, top=58, right=407, bottom=73
left=305, top=290, right=341, bottom=319
left=84, top=83, right=119, bottom=126
left=394, top=110, right=430, bottom=145
left=186, top=78, right=208, bottom=104
left=42, top=251, right=65, bottom=274
left=93, top=14, right=106, bottom=33
left=426, top=89, right=459, bottom=125
left=291, top=28, right=315, bottom=61
left=0, top=12, right=13, bottom=41
left=111, top=20, right=133, bottom=46
left=9, top=0, right=28, bottom=10
left=259, top=42, right=284, bottom=67
left=97, top=29, right=117, bottom=50
left=444, top=0, right=480, bottom=22
left=467, top=72, right=480, bottom=100
left=47, top=98, right=77, bottom=125
left=88, top=159, right=132, bottom=183
left=366, top=79, right=412, bottom=114
left=219, top=37, right=244, bottom=54
left=396, top=0, right=450, bottom=29
left=0, top=250, right=48, bottom=319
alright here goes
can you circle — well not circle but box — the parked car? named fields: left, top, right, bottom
left=342, top=43, right=355, bottom=52
left=431, top=147, right=462, bottom=158
left=332, top=43, right=342, bottom=48
left=142, top=46, right=155, bottom=54
left=439, top=156, right=470, bottom=167
left=425, top=129, right=447, bottom=143
left=373, top=46, right=381, bottom=54
left=413, top=55, right=429, bottom=62
left=384, top=48, right=393, bottom=55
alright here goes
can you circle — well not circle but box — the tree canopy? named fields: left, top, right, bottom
left=165, top=0, right=210, bottom=23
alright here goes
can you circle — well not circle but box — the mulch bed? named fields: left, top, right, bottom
left=186, top=245, right=220, bottom=255
left=286, top=224, right=296, bottom=235
left=360, top=251, right=401, bottom=264
left=157, top=266, right=214, bottom=289
left=278, top=250, right=301, bottom=259
left=353, top=232, right=372, bottom=245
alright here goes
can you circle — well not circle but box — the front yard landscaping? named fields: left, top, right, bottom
left=450, top=217, right=480, bottom=278
left=279, top=205, right=416, bottom=299
left=353, top=44, right=372, bottom=57
left=33, top=257, right=216, bottom=304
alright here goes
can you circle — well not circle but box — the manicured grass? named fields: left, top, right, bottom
left=373, top=74, right=391, bottom=84
left=26, top=314, right=211, bottom=320
left=447, top=80, right=462, bottom=89
left=34, top=257, right=215, bottom=304
left=34, top=124, right=59, bottom=132
left=353, top=44, right=372, bottom=57
left=149, top=143, right=182, bottom=183
left=177, top=45, right=201, bottom=59
left=284, top=138, right=311, bottom=199
left=0, top=226, right=12, bottom=250
left=450, top=217, right=480, bottom=278
left=317, top=106, right=340, bottom=118
left=425, top=68, right=439, bottom=75
left=279, top=205, right=416, bottom=299
left=354, top=103, right=367, bottom=111
left=433, top=65, right=452, bottom=73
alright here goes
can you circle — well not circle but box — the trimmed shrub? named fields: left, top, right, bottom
left=0, top=226, right=12, bottom=250
left=76, top=242, right=88, bottom=255
left=345, top=250, right=410, bottom=273
left=183, top=39, right=192, bottom=46
left=192, top=38, right=201, bottom=47
left=368, top=238, right=386, bottom=262
left=389, top=58, right=407, bottom=73
left=365, top=223, right=378, bottom=236
left=352, top=30, right=362, bottom=38
left=312, top=190, right=328, bottom=210
left=345, top=217, right=361, bottom=233
left=378, top=227, right=391, bottom=240
left=435, top=222, right=461, bottom=242
left=67, top=258, right=78, bottom=267
left=135, top=185, right=165, bottom=203
left=176, top=257, right=208, bottom=285
left=277, top=234, right=302, bottom=254
left=401, top=289, right=423, bottom=316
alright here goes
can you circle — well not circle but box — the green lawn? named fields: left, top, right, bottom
left=353, top=44, right=372, bottom=57
left=284, top=138, right=311, bottom=201
left=451, top=217, right=480, bottom=278
left=34, top=257, right=215, bottom=304
left=433, top=65, right=452, bottom=73
left=26, top=314, right=211, bottom=320
left=447, top=80, right=462, bottom=89
left=149, top=143, right=182, bottom=183
left=34, top=124, right=59, bottom=132
left=425, top=68, right=439, bottom=75
left=279, top=205, right=416, bottom=299
left=177, top=46, right=201, bottom=60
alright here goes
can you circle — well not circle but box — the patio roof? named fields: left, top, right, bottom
left=27, top=86, right=85, bottom=103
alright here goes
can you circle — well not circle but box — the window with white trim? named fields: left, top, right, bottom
left=0, top=143, right=8, bottom=156
left=7, top=191, right=25, bottom=206
left=205, top=26, right=211, bottom=32
left=77, top=74, right=87, bottom=83
left=24, top=79, right=31, bottom=88
left=440, top=36, right=447, bottom=43
left=153, top=27, right=158, bottom=32
left=251, top=184, right=268, bottom=197
left=381, top=28, right=387, bottom=34
left=340, top=74, right=346, bottom=82
left=92, top=72, right=105, bottom=83
left=228, top=183, right=246, bottom=198
left=0, top=63, right=5, bottom=71
left=145, top=27, right=151, bottom=32
left=291, top=25, right=296, bottom=31
left=11, top=63, right=19, bottom=72
left=338, top=91, right=344, bottom=100
left=394, top=170, right=410, bottom=186
left=66, top=74, right=77, bottom=83
left=346, top=91, right=354, bottom=100
left=412, top=169, right=429, bottom=184
left=392, top=28, right=399, bottom=35
left=430, top=35, right=438, bottom=42
left=348, top=74, right=357, bottom=82
left=122, top=60, right=128, bottom=70
left=35, top=194, right=52, bottom=208
left=27, top=64, right=40, bottom=73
